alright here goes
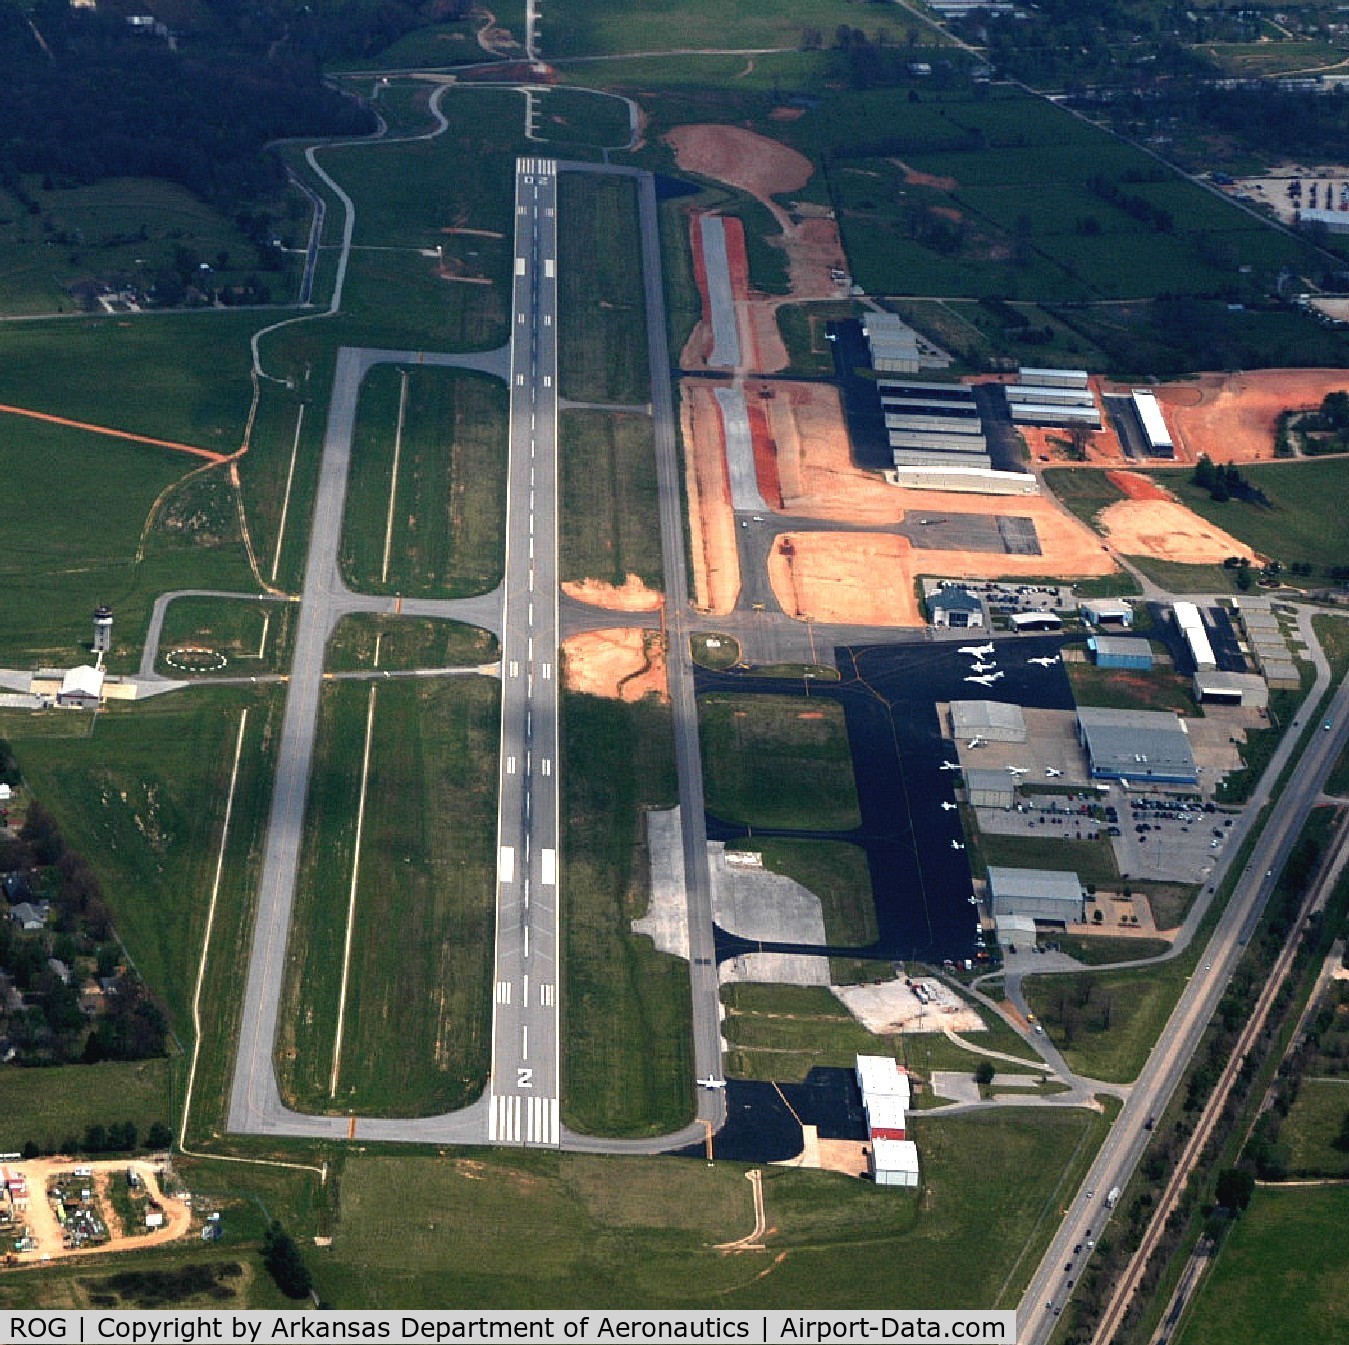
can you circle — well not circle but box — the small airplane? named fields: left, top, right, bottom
left=965, top=671, right=1004, bottom=687
left=951, top=839, right=965, bottom=851
left=970, top=660, right=997, bottom=673
left=967, top=895, right=980, bottom=905
left=967, top=735, right=986, bottom=748
left=1028, top=655, right=1060, bottom=668
left=959, top=643, right=995, bottom=659
left=1045, top=767, right=1063, bottom=778
left=697, top=1077, right=727, bottom=1090
left=1006, top=765, right=1029, bottom=777
left=939, top=760, right=962, bottom=772
left=940, top=801, right=958, bottom=811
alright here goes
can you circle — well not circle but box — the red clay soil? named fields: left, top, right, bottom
left=1105, top=470, right=1173, bottom=502
left=745, top=393, right=784, bottom=509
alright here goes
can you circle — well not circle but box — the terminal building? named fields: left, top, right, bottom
left=987, top=867, right=1085, bottom=925
left=1077, top=706, right=1199, bottom=785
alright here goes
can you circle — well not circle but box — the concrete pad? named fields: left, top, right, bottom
left=720, top=950, right=831, bottom=987
left=701, top=215, right=740, bottom=368
left=715, top=385, right=769, bottom=514
left=635, top=807, right=689, bottom=961
left=931, top=1071, right=981, bottom=1104
left=834, top=977, right=984, bottom=1034
left=710, top=841, right=827, bottom=945
left=991, top=1073, right=1039, bottom=1089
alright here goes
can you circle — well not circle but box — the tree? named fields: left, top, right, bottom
left=1333, top=1109, right=1349, bottom=1153
left=1214, top=1167, right=1255, bottom=1212
left=146, top=1121, right=174, bottom=1151
left=974, top=1060, right=995, bottom=1086
left=262, top=1220, right=313, bottom=1300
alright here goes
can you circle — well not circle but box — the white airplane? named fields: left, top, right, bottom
left=697, top=1077, right=727, bottom=1090
left=1045, top=767, right=1063, bottom=778
left=951, top=839, right=965, bottom=851
left=959, top=643, right=995, bottom=658
left=1006, top=765, right=1029, bottom=777
left=965, top=671, right=1004, bottom=687
left=970, top=660, right=997, bottom=673
left=939, top=760, right=962, bottom=772
left=940, top=801, right=958, bottom=811
left=967, top=735, right=986, bottom=748
left=1028, top=655, right=1060, bottom=667
left=967, top=895, right=980, bottom=905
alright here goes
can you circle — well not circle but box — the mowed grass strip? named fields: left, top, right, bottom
left=321, top=1107, right=1100, bottom=1308
left=340, top=365, right=507, bottom=598
left=561, top=693, right=691, bottom=1137
left=278, top=678, right=498, bottom=1117
left=699, top=693, right=861, bottom=831
left=726, top=837, right=877, bottom=945
left=1175, top=1185, right=1349, bottom=1345
left=721, top=983, right=884, bottom=1082
left=325, top=615, right=498, bottom=672
left=156, top=596, right=295, bottom=677
left=557, top=173, right=649, bottom=405
left=559, top=410, right=662, bottom=590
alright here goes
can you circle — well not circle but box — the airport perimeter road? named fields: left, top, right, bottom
left=1019, top=651, right=1349, bottom=1343
left=486, top=157, right=563, bottom=1147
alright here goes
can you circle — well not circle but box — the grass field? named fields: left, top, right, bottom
left=1066, top=657, right=1197, bottom=715
left=277, top=678, right=498, bottom=1116
left=339, top=365, right=507, bottom=598
left=557, top=174, right=650, bottom=405
left=970, top=830, right=1121, bottom=892
left=155, top=596, right=295, bottom=678
left=725, top=837, right=877, bottom=946
left=1126, top=556, right=1240, bottom=595
left=316, top=1107, right=1101, bottom=1308
left=1282, top=1078, right=1349, bottom=1177
left=1042, top=467, right=1129, bottom=528
left=0, top=1060, right=177, bottom=1155
left=1168, top=459, right=1349, bottom=575
left=1175, top=1185, right=1349, bottom=1345
left=699, top=693, right=860, bottom=831
left=1054, top=934, right=1172, bottom=966
left=558, top=410, right=663, bottom=591
left=561, top=693, right=690, bottom=1137
left=324, top=616, right=497, bottom=672
left=9, top=689, right=280, bottom=1038
left=775, top=300, right=867, bottom=377
left=534, top=88, right=634, bottom=151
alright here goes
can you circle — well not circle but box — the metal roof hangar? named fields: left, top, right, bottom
left=951, top=700, right=1028, bottom=742
left=987, top=867, right=1085, bottom=924
left=1077, top=706, right=1199, bottom=785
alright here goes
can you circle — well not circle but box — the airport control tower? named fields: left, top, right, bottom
left=92, top=606, right=113, bottom=655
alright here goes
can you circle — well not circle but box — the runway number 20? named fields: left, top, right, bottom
left=517, top=1068, right=534, bottom=1089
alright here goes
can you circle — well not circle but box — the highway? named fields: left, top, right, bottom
left=1019, top=635, right=1349, bottom=1343
left=486, top=157, right=563, bottom=1146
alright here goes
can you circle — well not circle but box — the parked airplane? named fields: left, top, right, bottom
left=951, top=839, right=965, bottom=850
left=939, top=760, right=962, bottom=772
left=967, top=735, right=986, bottom=748
left=940, top=801, right=958, bottom=811
left=965, top=671, right=1004, bottom=687
left=970, top=660, right=997, bottom=673
left=1006, top=765, right=1029, bottom=777
left=1045, top=767, right=1063, bottom=778
left=1028, top=655, right=1060, bottom=667
left=959, top=643, right=995, bottom=658
left=697, top=1077, right=727, bottom=1090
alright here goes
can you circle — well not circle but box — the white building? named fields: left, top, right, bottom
left=56, top=665, right=105, bottom=709
left=870, top=1138, right=920, bottom=1188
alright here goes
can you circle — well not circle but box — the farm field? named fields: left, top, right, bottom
left=276, top=677, right=498, bottom=1117
left=699, top=693, right=861, bottom=832
left=558, top=410, right=663, bottom=591
left=319, top=1107, right=1105, bottom=1308
left=339, top=365, right=507, bottom=598
left=561, top=693, right=690, bottom=1137
left=1175, top=1185, right=1349, bottom=1345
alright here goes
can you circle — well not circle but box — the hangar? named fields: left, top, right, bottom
left=928, top=587, right=985, bottom=628
left=950, top=700, right=1027, bottom=743
left=1081, top=598, right=1134, bottom=628
left=1077, top=706, right=1198, bottom=785
left=987, top=866, right=1085, bottom=924
left=1194, top=670, right=1269, bottom=708
left=966, top=768, right=1015, bottom=809
left=1089, top=636, right=1153, bottom=670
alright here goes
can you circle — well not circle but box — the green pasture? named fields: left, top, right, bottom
left=699, top=693, right=861, bottom=831
left=1176, top=1185, right=1349, bottom=1345
left=558, top=173, right=650, bottom=405
left=725, top=837, right=877, bottom=946
left=561, top=694, right=690, bottom=1137
left=339, top=364, right=507, bottom=598
left=8, top=688, right=280, bottom=1038
left=317, top=1108, right=1102, bottom=1309
left=0, top=176, right=297, bottom=317
left=277, top=677, right=498, bottom=1117
left=0, top=1060, right=176, bottom=1155
left=324, top=616, right=497, bottom=672
left=559, top=410, right=663, bottom=590
left=155, top=596, right=295, bottom=678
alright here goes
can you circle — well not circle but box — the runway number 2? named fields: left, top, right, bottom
left=517, top=1068, right=534, bottom=1089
